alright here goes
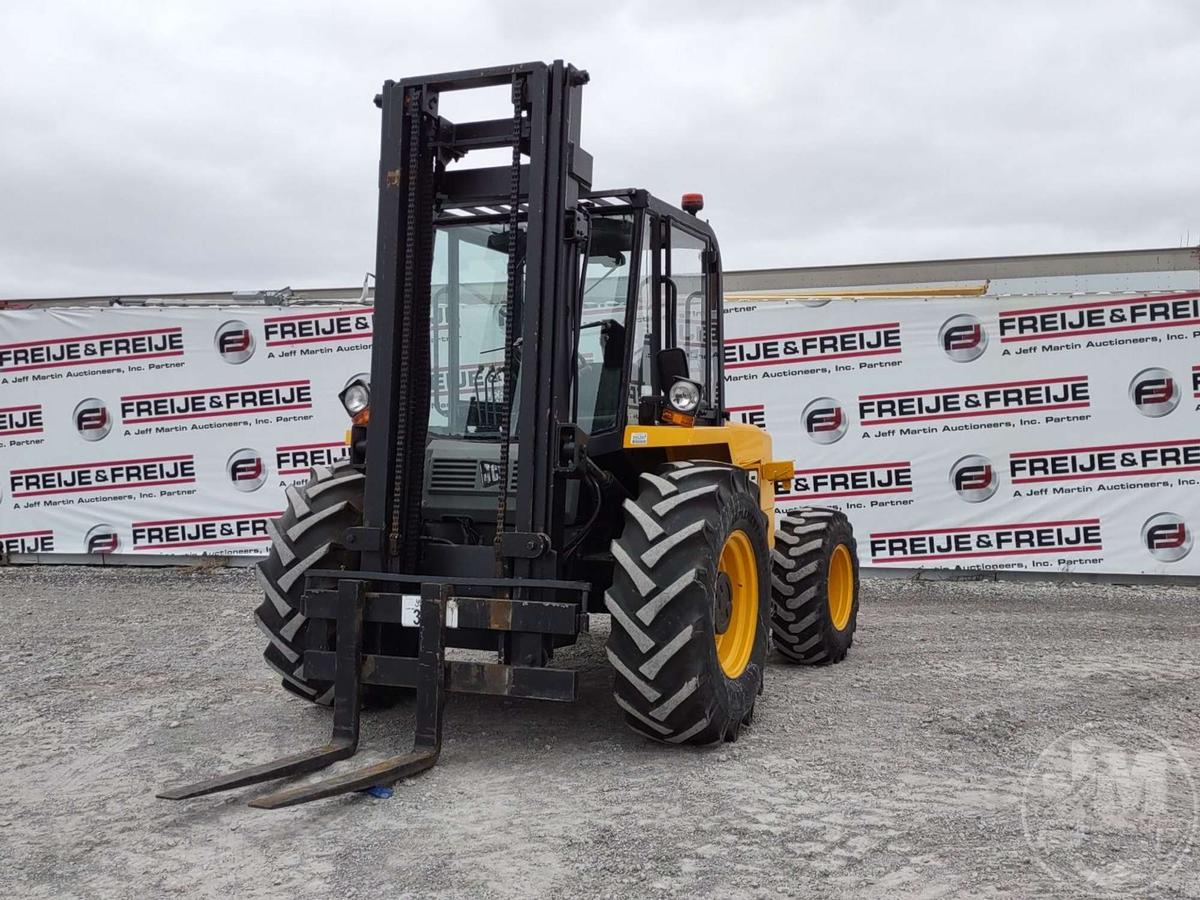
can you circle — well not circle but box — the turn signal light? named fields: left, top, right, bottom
left=661, top=408, right=695, bottom=428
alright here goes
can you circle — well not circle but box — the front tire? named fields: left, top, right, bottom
left=770, top=508, right=860, bottom=665
left=606, top=462, right=769, bottom=744
left=253, top=464, right=365, bottom=705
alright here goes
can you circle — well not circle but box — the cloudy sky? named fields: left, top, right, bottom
left=1, top=1, right=1198, bottom=298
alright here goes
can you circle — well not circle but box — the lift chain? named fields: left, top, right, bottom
left=493, top=74, right=524, bottom=576
left=388, top=88, right=435, bottom=570
left=387, top=90, right=422, bottom=560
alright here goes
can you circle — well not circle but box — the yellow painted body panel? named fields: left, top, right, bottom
left=623, top=424, right=792, bottom=545
left=761, top=459, right=794, bottom=483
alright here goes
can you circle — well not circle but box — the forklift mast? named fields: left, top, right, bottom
left=361, top=61, right=593, bottom=605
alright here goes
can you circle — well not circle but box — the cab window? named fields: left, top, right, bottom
left=669, top=224, right=709, bottom=402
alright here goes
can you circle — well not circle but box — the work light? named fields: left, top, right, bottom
left=339, top=379, right=371, bottom=421
left=668, top=378, right=701, bottom=414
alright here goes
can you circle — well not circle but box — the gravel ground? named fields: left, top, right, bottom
left=1, top=565, right=1198, bottom=899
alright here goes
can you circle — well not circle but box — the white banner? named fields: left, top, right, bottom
left=2, top=290, right=1198, bottom=575
left=723, top=290, right=1200, bottom=576
left=0, top=306, right=368, bottom=556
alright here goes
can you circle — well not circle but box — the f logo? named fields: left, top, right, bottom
left=1134, top=378, right=1174, bottom=406
left=77, top=406, right=107, bottom=431
left=939, top=314, right=987, bottom=362
left=226, top=448, right=267, bottom=492
left=1129, top=368, right=1180, bottom=417
left=1148, top=523, right=1186, bottom=550
left=73, top=398, right=112, bottom=441
left=220, top=330, right=250, bottom=354
left=85, top=524, right=119, bottom=554
left=802, top=397, right=848, bottom=444
left=950, top=454, right=998, bottom=502
left=215, top=320, right=255, bottom=364
left=956, top=465, right=992, bottom=491
left=1142, top=513, right=1192, bottom=562
left=232, top=457, right=263, bottom=481
left=807, top=407, right=841, bottom=433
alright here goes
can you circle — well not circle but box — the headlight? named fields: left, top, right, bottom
left=339, top=379, right=371, bottom=418
left=668, top=378, right=701, bottom=414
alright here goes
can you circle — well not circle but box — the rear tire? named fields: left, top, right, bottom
left=770, top=508, right=860, bottom=665
left=254, top=464, right=365, bottom=705
left=606, top=461, right=769, bottom=744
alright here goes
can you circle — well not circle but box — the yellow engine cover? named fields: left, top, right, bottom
left=623, top=423, right=792, bottom=545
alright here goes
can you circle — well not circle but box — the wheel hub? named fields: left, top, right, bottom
left=714, top=571, right=733, bottom=635
left=715, top=529, right=758, bottom=678
left=827, top=543, right=854, bottom=631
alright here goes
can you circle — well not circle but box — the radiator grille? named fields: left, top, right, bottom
left=426, top=457, right=518, bottom=492
left=428, top=458, right=478, bottom=492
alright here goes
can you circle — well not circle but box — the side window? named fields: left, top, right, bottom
left=669, top=226, right=708, bottom=400
left=575, top=213, right=636, bottom=434
left=627, top=220, right=656, bottom=420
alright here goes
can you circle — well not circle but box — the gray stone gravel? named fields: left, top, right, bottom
left=1, top=565, right=1198, bottom=898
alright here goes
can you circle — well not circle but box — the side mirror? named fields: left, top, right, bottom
left=657, top=347, right=689, bottom=385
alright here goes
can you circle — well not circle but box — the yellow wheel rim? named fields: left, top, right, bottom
left=828, top=543, right=854, bottom=631
left=715, top=529, right=758, bottom=678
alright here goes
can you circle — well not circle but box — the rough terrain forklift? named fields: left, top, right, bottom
left=159, top=60, right=861, bottom=808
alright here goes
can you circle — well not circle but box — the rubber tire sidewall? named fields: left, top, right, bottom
left=770, top=508, right=860, bottom=665
left=606, top=462, right=769, bottom=744
left=255, top=465, right=364, bottom=703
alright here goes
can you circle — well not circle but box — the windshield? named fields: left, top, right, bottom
left=430, top=221, right=525, bottom=437
left=429, top=211, right=635, bottom=438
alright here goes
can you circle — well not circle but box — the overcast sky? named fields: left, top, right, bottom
left=1, top=1, right=1198, bottom=298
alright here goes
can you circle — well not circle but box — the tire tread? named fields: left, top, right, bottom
left=769, top=506, right=859, bottom=665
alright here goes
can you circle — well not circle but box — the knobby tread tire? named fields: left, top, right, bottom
left=254, top=464, right=365, bottom=705
left=770, top=507, right=859, bottom=665
left=606, top=461, right=769, bottom=745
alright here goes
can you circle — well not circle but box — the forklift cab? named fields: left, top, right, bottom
left=417, top=191, right=725, bottom=543
left=578, top=191, right=726, bottom=446
left=425, top=190, right=724, bottom=458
